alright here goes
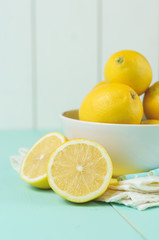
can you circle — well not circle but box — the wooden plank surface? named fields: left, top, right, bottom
left=0, top=0, right=33, bottom=129
left=112, top=203, right=159, bottom=240
left=36, top=0, right=98, bottom=129
left=0, top=130, right=144, bottom=240
left=0, top=0, right=159, bottom=129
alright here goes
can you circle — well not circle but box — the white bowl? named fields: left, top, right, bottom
left=60, top=109, right=159, bottom=177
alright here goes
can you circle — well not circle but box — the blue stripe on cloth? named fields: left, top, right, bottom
left=117, top=168, right=159, bottom=181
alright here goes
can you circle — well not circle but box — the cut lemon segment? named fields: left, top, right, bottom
left=48, top=139, right=113, bottom=203
left=20, top=132, right=67, bottom=189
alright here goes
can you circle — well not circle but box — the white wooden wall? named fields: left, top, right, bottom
left=0, top=0, right=159, bottom=130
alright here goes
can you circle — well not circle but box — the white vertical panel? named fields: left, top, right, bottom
left=0, top=0, right=33, bottom=129
left=101, top=0, right=159, bottom=85
left=36, top=0, right=98, bottom=129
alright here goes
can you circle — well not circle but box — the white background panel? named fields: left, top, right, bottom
left=36, top=0, right=98, bottom=129
left=0, top=0, right=33, bottom=129
left=0, top=0, right=159, bottom=129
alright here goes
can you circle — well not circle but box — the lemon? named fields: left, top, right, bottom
left=79, top=83, right=143, bottom=124
left=92, top=81, right=106, bottom=90
left=143, top=81, right=159, bottom=120
left=20, top=132, right=67, bottom=189
left=141, top=119, right=159, bottom=124
left=104, top=50, right=152, bottom=95
left=47, top=139, right=112, bottom=203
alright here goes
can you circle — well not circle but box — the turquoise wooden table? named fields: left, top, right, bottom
left=0, top=131, right=158, bottom=240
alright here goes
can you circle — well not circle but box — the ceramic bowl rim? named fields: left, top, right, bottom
left=60, top=109, right=159, bottom=127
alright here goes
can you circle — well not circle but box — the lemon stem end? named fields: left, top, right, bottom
left=116, top=57, right=124, bottom=64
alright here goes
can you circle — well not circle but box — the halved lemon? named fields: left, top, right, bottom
left=48, top=139, right=113, bottom=203
left=20, top=132, right=67, bottom=189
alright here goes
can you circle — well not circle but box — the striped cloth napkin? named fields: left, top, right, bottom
left=10, top=148, right=159, bottom=210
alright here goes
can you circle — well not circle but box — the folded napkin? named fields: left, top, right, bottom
left=10, top=148, right=159, bottom=210
left=10, top=148, right=28, bottom=173
left=97, top=177, right=159, bottom=210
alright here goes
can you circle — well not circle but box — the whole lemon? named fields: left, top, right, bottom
left=141, top=119, right=159, bottom=124
left=92, top=81, right=106, bottom=90
left=104, top=50, right=152, bottom=95
left=79, top=83, right=143, bottom=124
left=143, top=81, right=159, bottom=120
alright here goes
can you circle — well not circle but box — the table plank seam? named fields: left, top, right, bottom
left=110, top=204, right=147, bottom=240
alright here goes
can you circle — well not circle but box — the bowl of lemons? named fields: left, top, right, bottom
left=61, top=50, right=159, bottom=177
